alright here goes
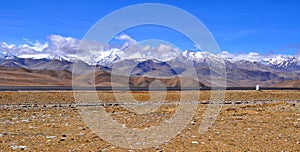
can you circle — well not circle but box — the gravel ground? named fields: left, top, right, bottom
left=0, top=91, right=299, bottom=151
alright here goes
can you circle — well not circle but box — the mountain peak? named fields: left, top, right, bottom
left=182, top=50, right=205, bottom=60
left=47, top=54, right=73, bottom=62
left=0, top=52, right=16, bottom=59
left=262, top=55, right=299, bottom=69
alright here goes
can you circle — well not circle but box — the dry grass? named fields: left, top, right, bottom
left=0, top=91, right=299, bottom=151
left=0, top=102, right=299, bottom=151
left=0, top=90, right=299, bottom=104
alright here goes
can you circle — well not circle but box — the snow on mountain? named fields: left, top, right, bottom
left=74, top=44, right=180, bottom=66
left=15, top=53, right=74, bottom=62
left=95, top=48, right=123, bottom=65
left=2, top=45, right=299, bottom=71
left=1, top=35, right=299, bottom=71
left=182, top=50, right=205, bottom=62
left=17, top=54, right=50, bottom=59
left=0, top=52, right=16, bottom=59
left=262, top=55, right=299, bottom=69
left=74, top=48, right=123, bottom=65
left=47, top=54, right=74, bottom=62
left=219, top=51, right=300, bottom=69
left=0, top=42, right=17, bottom=59
left=0, top=42, right=16, bottom=50
left=1, top=34, right=299, bottom=71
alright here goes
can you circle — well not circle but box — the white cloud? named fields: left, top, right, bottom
left=0, top=42, right=16, bottom=51
left=21, top=41, right=48, bottom=52
left=0, top=35, right=85, bottom=58
left=141, top=45, right=152, bottom=51
left=115, top=34, right=137, bottom=50
left=219, top=51, right=265, bottom=62
left=1, top=34, right=298, bottom=66
left=0, top=34, right=181, bottom=62
left=113, top=34, right=181, bottom=61
left=119, top=43, right=180, bottom=61
left=46, top=35, right=80, bottom=55
left=0, top=41, right=47, bottom=56
left=157, top=44, right=173, bottom=52
left=115, top=34, right=137, bottom=44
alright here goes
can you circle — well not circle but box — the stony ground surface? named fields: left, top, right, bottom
left=0, top=91, right=299, bottom=151
left=0, top=90, right=300, bottom=104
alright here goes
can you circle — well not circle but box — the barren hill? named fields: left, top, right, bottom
left=0, top=66, right=72, bottom=86
left=272, top=79, right=300, bottom=87
left=0, top=66, right=206, bottom=87
left=75, top=70, right=205, bottom=87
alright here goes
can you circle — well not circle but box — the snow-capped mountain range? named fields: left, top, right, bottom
left=262, top=56, right=299, bottom=69
left=1, top=48, right=300, bottom=87
left=1, top=34, right=300, bottom=87
left=0, top=34, right=299, bottom=70
left=1, top=48, right=300, bottom=70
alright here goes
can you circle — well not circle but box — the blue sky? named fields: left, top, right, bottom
left=0, top=0, right=300, bottom=55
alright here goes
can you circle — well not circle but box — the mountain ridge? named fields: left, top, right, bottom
left=0, top=50, right=299, bottom=87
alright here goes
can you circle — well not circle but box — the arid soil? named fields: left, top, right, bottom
left=0, top=90, right=299, bottom=104
left=0, top=91, right=299, bottom=151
